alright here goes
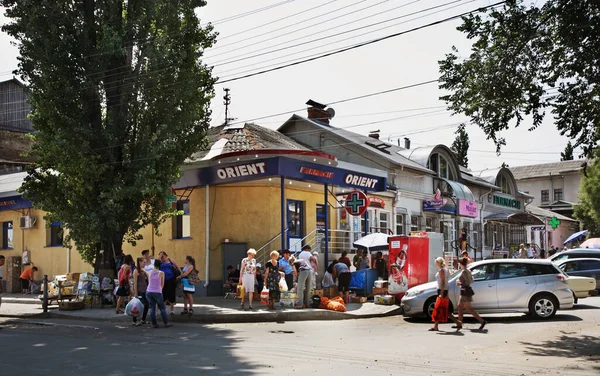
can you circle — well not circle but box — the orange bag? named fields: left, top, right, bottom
left=431, top=296, right=449, bottom=323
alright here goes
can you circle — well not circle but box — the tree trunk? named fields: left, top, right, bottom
left=94, top=239, right=122, bottom=280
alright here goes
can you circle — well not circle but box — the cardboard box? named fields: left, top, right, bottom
left=279, top=298, right=299, bottom=308
left=374, top=295, right=395, bottom=305
left=313, top=289, right=324, bottom=297
left=374, top=280, right=389, bottom=289
left=372, top=287, right=388, bottom=296
left=323, top=286, right=338, bottom=298
left=281, top=291, right=298, bottom=300
left=351, top=296, right=368, bottom=304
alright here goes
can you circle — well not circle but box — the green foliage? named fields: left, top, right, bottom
left=439, top=0, right=600, bottom=157
left=561, top=141, right=574, bottom=161
left=574, top=156, right=600, bottom=236
left=450, top=124, right=469, bottom=167
left=3, top=0, right=216, bottom=266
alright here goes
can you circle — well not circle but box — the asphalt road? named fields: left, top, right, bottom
left=1, top=297, right=599, bottom=376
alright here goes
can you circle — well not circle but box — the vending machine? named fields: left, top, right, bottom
left=387, top=232, right=445, bottom=301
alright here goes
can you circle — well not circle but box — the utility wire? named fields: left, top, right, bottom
left=217, top=1, right=506, bottom=84
left=203, top=0, right=295, bottom=26
left=216, top=0, right=339, bottom=42
left=211, top=0, right=460, bottom=66
left=215, top=0, right=469, bottom=77
left=207, top=0, right=370, bottom=53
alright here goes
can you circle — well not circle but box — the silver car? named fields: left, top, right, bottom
left=401, top=259, right=574, bottom=320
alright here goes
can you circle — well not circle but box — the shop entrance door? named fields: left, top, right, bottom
left=287, top=200, right=305, bottom=252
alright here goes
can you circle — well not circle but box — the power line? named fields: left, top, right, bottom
left=207, top=0, right=370, bottom=53
left=216, top=0, right=340, bottom=42
left=214, top=0, right=470, bottom=77
left=210, top=0, right=459, bottom=67
left=217, top=1, right=507, bottom=84
left=204, top=0, right=296, bottom=26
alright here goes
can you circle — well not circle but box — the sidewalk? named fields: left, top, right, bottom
left=0, top=293, right=401, bottom=324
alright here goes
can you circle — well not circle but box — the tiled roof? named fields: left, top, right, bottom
left=509, top=159, right=587, bottom=180
left=188, top=123, right=309, bottom=161
left=527, top=204, right=575, bottom=222
left=279, top=115, right=433, bottom=174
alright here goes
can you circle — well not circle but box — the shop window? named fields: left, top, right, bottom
left=1, top=221, right=13, bottom=249
left=554, top=189, right=563, bottom=201
left=425, top=217, right=435, bottom=232
left=47, top=221, right=63, bottom=247
left=172, top=201, right=191, bottom=239
left=410, top=216, right=420, bottom=232
left=395, top=214, right=405, bottom=235
left=541, top=190, right=549, bottom=202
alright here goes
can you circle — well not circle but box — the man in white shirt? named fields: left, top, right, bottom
left=142, top=249, right=155, bottom=272
left=527, top=244, right=534, bottom=259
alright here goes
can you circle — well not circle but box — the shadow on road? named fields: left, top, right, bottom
left=520, top=331, right=600, bottom=370
left=0, top=317, right=264, bottom=375
left=403, top=313, right=583, bottom=325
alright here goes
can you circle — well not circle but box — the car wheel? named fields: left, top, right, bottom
left=528, top=293, right=558, bottom=319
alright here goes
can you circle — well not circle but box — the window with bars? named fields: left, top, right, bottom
left=554, top=189, right=563, bottom=201
left=410, top=216, right=420, bottom=232
left=395, top=214, right=405, bottom=235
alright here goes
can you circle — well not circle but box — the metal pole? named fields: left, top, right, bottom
left=324, top=183, right=329, bottom=267
left=280, top=176, right=285, bottom=251
left=204, top=185, right=210, bottom=290
left=42, top=274, right=48, bottom=313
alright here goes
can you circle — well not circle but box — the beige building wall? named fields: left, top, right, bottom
left=0, top=208, right=93, bottom=281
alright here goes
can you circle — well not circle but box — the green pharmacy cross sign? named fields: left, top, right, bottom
left=548, top=216, right=561, bottom=229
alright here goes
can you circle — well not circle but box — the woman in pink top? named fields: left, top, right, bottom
left=146, top=259, right=172, bottom=328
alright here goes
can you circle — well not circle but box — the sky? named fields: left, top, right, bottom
left=0, top=0, right=581, bottom=171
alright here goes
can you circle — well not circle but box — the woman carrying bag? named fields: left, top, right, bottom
left=263, top=251, right=282, bottom=310
left=115, top=255, right=133, bottom=314
left=429, top=257, right=461, bottom=332
left=456, top=257, right=487, bottom=331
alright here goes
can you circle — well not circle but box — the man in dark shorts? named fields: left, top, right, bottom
left=333, top=261, right=351, bottom=303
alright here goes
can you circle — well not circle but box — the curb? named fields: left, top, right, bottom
left=1, top=306, right=402, bottom=324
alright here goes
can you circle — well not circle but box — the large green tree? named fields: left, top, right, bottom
left=574, top=155, right=600, bottom=236
left=439, top=0, right=600, bottom=157
left=451, top=124, right=470, bottom=167
left=3, top=1, right=216, bottom=271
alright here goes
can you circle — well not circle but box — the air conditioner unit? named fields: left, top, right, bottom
left=20, top=216, right=36, bottom=229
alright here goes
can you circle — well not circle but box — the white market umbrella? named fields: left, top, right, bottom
left=353, top=233, right=390, bottom=252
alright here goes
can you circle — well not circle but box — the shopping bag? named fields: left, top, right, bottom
left=260, top=287, right=269, bottom=305
left=236, top=284, right=245, bottom=299
left=279, top=277, right=288, bottom=292
left=125, top=297, right=143, bottom=318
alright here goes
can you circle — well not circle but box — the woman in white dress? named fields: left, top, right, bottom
left=240, top=248, right=257, bottom=310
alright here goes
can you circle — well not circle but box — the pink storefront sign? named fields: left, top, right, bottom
left=458, top=199, right=478, bottom=217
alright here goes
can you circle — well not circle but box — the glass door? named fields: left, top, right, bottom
left=287, top=200, right=304, bottom=252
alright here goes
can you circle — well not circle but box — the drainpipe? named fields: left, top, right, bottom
left=479, top=187, right=494, bottom=260
left=204, top=185, right=210, bottom=288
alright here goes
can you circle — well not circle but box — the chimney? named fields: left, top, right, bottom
left=404, top=137, right=411, bottom=149
left=368, top=132, right=380, bottom=140
left=306, top=99, right=330, bottom=125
